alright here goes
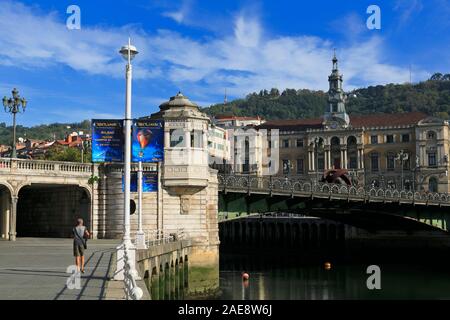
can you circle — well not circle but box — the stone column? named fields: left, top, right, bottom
left=341, top=146, right=348, bottom=169
left=184, top=130, right=191, bottom=148
left=420, top=145, right=425, bottom=166
left=308, top=150, right=313, bottom=171
left=323, top=147, right=329, bottom=170
left=164, top=130, right=170, bottom=148
left=357, top=149, right=365, bottom=169
left=9, top=195, right=18, bottom=241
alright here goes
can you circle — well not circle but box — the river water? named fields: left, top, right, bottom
left=219, top=252, right=450, bottom=300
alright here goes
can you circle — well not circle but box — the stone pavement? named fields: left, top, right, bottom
left=0, top=238, right=120, bottom=300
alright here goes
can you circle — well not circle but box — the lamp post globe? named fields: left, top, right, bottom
left=119, top=44, right=139, bottom=62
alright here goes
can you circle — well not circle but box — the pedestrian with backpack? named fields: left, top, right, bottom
left=72, top=218, right=90, bottom=273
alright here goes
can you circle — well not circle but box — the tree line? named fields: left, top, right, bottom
left=203, top=77, right=450, bottom=120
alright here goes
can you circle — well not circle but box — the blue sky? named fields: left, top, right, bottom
left=0, top=0, right=449, bottom=125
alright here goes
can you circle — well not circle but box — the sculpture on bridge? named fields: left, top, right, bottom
left=321, top=169, right=352, bottom=185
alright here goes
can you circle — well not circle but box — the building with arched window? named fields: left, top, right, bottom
left=250, top=54, right=450, bottom=193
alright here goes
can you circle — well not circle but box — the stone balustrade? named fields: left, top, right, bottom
left=0, top=158, right=93, bottom=176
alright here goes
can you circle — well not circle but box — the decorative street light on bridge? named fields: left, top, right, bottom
left=3, top=88, right=27, bottom=158
left=395, top=150, right=409, bottom=190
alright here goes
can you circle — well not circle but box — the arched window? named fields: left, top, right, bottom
left=387, top=152, right=395, bottom=171
left=429, top=177, right=438, bottom=193
left=347, top=136, right=357, bottom=169
left=317, top=137, right=325, bottom=170
left=331, top=137, right=341, bottom=169
left=427, top=131, right=436, bottom=140
left=370, top=152, right=379, bottom=172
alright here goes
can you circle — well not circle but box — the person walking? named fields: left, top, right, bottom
left=73, top=218, right=90, bottom=273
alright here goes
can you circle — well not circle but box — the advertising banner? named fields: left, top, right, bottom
left=123, top=171, right=158, bottom=192
left=91, top=119, right=124, bottom=163
left=131, top=120, right=164, bottom=163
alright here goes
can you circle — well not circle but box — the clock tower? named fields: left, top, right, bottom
left=323, top=52, right=350, bottom=129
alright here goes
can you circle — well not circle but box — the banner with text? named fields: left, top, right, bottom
left=131, top=119, right=164, bottom=163
left=122, top=171, right=158, bottom=192
left=91, top=119, right=124, bottom=163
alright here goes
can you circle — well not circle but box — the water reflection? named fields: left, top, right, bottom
left=219, top=253, right=450, bottom=300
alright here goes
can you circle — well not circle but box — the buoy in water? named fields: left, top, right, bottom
left=324, top=262, right=332, bottom=270
left=242, top=272, right=250, bottom=281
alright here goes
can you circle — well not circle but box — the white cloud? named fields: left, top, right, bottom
left=162, top=10, right=185, bottom=23
left=394, top=0, right=424, bottom=26
left=161, top=0, right=193, bottom=25
left=234, top=15, right=261, bottom=48
left=0, top=1, right=156, bottom=79
left=0, top=1, right=429, bottom=104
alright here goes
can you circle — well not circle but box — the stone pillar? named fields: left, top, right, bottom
left=357, top=149, right=361, bottom=169
left=9, top=195, right=18, bottom=241
left=420, top=145, right=425, bottom=166
left=310, top=150, right=315, bottom=171
left=324, top=147, right=331, bottom=170
left=164, top=130, right=170, bottom=148
left=341, top=146, right=348, bottom=169
left=202, top=130, right=208, bottom=149
left=184, top=130, right=191, bottom=148
left=360, top=149, right=365, bottom=169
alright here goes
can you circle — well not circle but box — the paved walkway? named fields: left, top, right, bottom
left=0, top=238, right=120, bottom=300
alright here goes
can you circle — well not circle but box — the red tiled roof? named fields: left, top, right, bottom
left=215, top=115, right=262, bottom=121
left=350, top=112, right=427, bottom=127
left=257, top=117, right=323, bottom=130
left=257, top=112, right=428, bottom=130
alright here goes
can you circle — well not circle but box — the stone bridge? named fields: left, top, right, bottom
left=0, top=158, right=94, bottom=240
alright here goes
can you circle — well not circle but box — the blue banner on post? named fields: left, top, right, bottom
left=123, top=171, right=158, bottom=192
left=131, top=120, right=164, bottom=163
left=91, top=119, right=124, bottom=163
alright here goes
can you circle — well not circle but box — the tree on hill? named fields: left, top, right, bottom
left=203, top=79, right=450, bottom=120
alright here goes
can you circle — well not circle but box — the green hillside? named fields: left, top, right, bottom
left=0, top=120, right=91, bottom=146
left=203, top=77, right=450, bottom=120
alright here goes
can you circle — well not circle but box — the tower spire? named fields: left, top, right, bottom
left=323, top=51, right=350, bottom=128
left=332, top=48, right=338, bottom=71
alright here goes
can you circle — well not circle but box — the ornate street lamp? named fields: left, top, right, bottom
left=3, top=88, right=27, bottom=158
left=395, top=150, right=409, bottom=190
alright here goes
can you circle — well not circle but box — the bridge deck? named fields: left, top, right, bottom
left=0, top=238, right=119, bottom=300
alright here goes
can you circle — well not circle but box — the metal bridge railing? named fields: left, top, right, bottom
left=144, top=229, right=186, bottom=247
left=123, top=247, right=143, bottom=300
left=217, top=173, right=450, bottom=206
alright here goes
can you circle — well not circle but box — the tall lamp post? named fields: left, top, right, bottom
left=114, top=39, right=139, bottom=281
left=396, top=150, right=409, bottom=190
left=3, top=88, right=27, bottom=158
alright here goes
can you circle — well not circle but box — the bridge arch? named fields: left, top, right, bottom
left=16, top=183, right=92, bottom=238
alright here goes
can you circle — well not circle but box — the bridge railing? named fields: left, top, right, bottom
left=123, top=247, right=143, bottom=300
left=218, top=173, right=450, bottom=206
left=143, top=229, right=186, bottom=247
left=0, top=158, right=93, bottom=175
